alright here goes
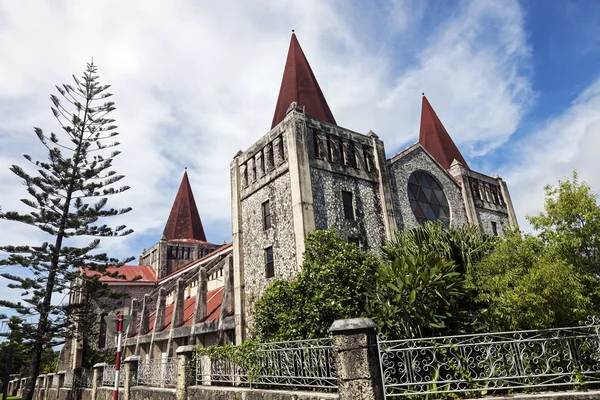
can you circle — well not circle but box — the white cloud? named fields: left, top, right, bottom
left=503, top=77, right=600, bottom=228
left=0, top=0, right=540, bottom=305
left=372, top=0, right=533, bottom=157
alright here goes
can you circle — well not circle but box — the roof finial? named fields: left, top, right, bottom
left=292, top=29, right=295, bottom=33
left=422, top=92, right=425, bottom=96
left=184, top=166, right=187, bottom=170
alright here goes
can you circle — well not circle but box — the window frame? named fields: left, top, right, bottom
left=262, top=200, right=272, bottom=230
left=342, top=190, right=355, bottom=220
left=265, top=246, right=274, bottom=278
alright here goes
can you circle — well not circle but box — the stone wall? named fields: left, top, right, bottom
left=310, top=168, right=385, bottom=254
left=388, top=145, right=468, bottom=230
left=240, top=171, right=296, bottom=330
left=131, top=387, right=176, bottom=400
left=188, top=386, right=338, bottom=400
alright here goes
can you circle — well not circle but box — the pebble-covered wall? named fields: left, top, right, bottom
left=311, top=168, right=386, bottom=254
left=388, top=145, right=469, bottom=230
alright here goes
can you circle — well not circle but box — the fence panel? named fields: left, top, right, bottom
left=137, top=358, right=178, bottom=387
left=195, top=338, right=337, bottom=391
left=77, top=368, right=94, bottom=388
left=102, top=365, right=124, bottom=387
left=377, top=317, right=600, bottom=398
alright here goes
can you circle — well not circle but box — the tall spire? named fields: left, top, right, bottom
left=162, top=171, right=207, bottom=241
left=419, top=95, right=469, bottom=170
left=271, top=32, right=337, bottom=129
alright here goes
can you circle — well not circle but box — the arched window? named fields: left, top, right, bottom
left=407, top=171, right=450, bottom=225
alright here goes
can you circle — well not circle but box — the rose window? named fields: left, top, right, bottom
left=407, top=171, right=450, bottom=225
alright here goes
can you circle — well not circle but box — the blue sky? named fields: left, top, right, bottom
left=1, top=0, right=600, bottom=309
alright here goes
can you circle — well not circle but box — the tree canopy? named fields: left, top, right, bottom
left=0, top=62, right=132, bottom=400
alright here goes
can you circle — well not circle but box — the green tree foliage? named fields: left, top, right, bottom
left=468, top=171, right=600, bottom=331
left=0, top=62, right=133, bottom=400
left=381, top=221, right=496, bottom=273
left=467, top=230, right=592, bottom=331
left=366, top=252, right=468, bottom=338
left=254, top=229, right=380, bottom=341
left=0, top=317, right=58, bottom=390
left=528, top=171, right=600, bottom=296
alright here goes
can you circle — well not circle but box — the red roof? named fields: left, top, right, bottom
left=271, top=33, right=337, bottom=129
left=419, top=95, right=469, bottom=170
left=143, top=287, right=224, bottom=333
left=163, top=171, right=207, bottom=241
left=83, top=265, right=157, bottom=284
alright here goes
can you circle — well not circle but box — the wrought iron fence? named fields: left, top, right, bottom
left=377, top=316, right=600, bottom=398
left=51, top=375, right=59, bottom=388
left=137, top=358, right=178, bottom=387
left=102, top=365, right=124, bottom=387
left=195, top=338, right=338, bottom=390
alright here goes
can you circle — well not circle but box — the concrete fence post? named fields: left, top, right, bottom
left=43, top=373, right=53, bottom=400
left=44, top=374, right=54, bottom=400
left=175, top=345, right=195, bottom=400
left=330, top=318, right=383, bottom=400
left=123, top=356, right=140, bottom=400
left=91, top=363, right=106, bottom=400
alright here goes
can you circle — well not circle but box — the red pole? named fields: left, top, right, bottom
left=113, top=315, right=123, bottom=400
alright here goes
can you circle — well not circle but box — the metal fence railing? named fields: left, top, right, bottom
left=51, top=375, right=59, bottom=388
left=377, top=316, right=600, bottom=398
left=102, top=365, right=124, bottom=387
left=195, top=338, right=338, bottom=390
left=137, top=358, right=178, bottom=387
left=78, top=368, right=94, bottom=388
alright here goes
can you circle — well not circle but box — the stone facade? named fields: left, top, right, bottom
left=231, top=104, right=518, bottom=340
left=139, top=238, right=221, bottom=278
left=388, top=144, right=469, bottom=231
left=448, top=161, right=519, bottom=235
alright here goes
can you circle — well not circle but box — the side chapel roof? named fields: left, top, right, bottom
left=271, top=33, right=337, bottom=129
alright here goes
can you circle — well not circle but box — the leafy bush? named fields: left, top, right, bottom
left=253, top=229, right=380, bottom=341
left=366, top=252, right=468, bottom=338
left=468, top=229, right=593, bottom=331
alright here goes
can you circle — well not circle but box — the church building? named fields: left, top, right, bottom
left=60, top=32, right=518, bottom=368
left=230, top=32, right=518, bottom=339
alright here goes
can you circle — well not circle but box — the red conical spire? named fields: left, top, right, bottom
left=162, top=171, right=207, bottom=242
left=419, top=95, right=469, bottom=170
left=271, top=32, right=337, bottom=129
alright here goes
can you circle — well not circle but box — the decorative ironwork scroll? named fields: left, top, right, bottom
left=137, top=358, right=178, bottom=387
left=102, top=365, right=124, bottom=387
left=195, top=338, right=338, bottom=390
left=377, top=316, right=600, bottom=398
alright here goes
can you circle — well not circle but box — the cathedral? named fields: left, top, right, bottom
left=60, top=33, right=518, bottom=368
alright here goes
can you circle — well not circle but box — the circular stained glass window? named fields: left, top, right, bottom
left=407, top=171, right=450, bottom=225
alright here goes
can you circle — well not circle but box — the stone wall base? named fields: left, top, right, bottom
left=188, top=386, right=338, bottom=400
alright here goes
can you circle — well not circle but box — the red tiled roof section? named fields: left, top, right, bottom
left=83, top=265, right=157, bottom=283
left=144, top=287, right=224, bottom=333
left=271, top=33, right=337, bottom=129
left=163, top=171, right=207, bottom=241
left=419, top=95, right=470, bottom=170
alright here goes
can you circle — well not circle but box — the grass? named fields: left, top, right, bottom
left=7, top=396, right=22, bottom=400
